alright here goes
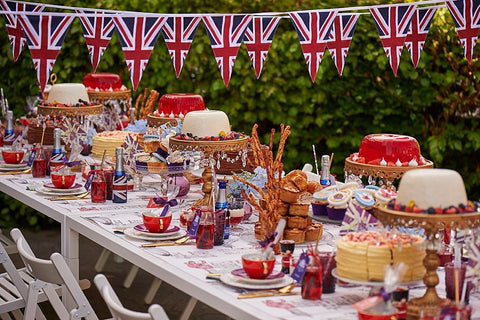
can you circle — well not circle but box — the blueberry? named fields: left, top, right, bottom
left=427, top=207, right=435, bottom=214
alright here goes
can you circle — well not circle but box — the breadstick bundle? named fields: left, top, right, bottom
left=134, top=88, right=160, bottom=120
left=233, top=123, right=291, bottom=254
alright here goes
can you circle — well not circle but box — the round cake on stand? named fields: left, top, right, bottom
left=168, top=110, right=248, bottom=206
left=147, top=93, right=205, bottom=127
left=373, top=169, right=480, bottom=319
left=83, top=73, right=131, bottom=108
left=344, top=134, right=433, bottom=189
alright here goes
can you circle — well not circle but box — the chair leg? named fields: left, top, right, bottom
left=1, top=313, right=12, bottom=320
left=11, top=310, right=23, bottom=320
left=144, top=278, right=162, bottom=304
left=123, top=265, right=139, bottom=288
left=179, top=297, right=197, bottom=320
left=94, top=249, right=111, bottom=272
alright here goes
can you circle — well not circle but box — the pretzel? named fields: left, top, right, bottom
left=139, top=87, right=149, bottom=119
left=144, top=89, right=159, bottom=117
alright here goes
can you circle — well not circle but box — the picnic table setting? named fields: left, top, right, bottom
left=1, top=0, right=480, bottom=319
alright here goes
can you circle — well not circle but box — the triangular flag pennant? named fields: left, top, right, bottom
left=203, top=14, right=252, bottom=87
left=289, top=10, right=337, bottom=82
left=446, top=0, right=480, bottom=64
left=369, top=4, right=416, bottom=76
left=0, top=0, right=44, bottom=62
left=244, top=16, right=280, bottom=79
left=162, top=16, right=201, bottom=78
left=339, top=202, right=378, bottom=237
left=405, top=7, right=436, bottom=68
left=113, top=15, right=166, bottom=91
left=20, top=13, right=74, bottom=91
left=76, top=10, right=115, bottom=71
left=327, top=13, right=360, bottom=76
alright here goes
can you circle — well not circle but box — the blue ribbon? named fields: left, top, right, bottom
left=153, top=197, right=178, bottom=217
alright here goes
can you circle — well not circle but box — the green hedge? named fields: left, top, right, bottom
left=1, top=0, right=480, bottom=228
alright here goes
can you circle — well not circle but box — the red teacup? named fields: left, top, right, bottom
left=2, top=150, right=25, bottom=164
left=51, top=172, right=76, bottom=189
left=241, top=253, right=275, bottom=279
left=142, top=211, right=172, bottom=233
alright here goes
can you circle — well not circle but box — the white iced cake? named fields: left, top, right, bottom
left=47, top=83, right=90, bottom=105
left=396, top=168, right=468, bottom=209
left=181, top=110, right=231, bottom=137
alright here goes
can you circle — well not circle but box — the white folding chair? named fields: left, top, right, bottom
left=10, top=228, right=97, bottom=320
left=94, top=274, right=169, bottom=320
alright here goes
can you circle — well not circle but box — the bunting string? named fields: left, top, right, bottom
left=0, top=0, right=477, bottom=90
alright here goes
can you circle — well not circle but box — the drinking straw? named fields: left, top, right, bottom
left=40, top=122, right=46, bottom=146
left=454, top=243, right=461, bottom=269
left=454, top=268, right=460, bottom=305
left=314, top=229, right=322, bottom=254
left=100, top=149, right=107, bottom=168
left=312, top=145, right=319, bottom=175
left=460, top=276, right=468, bottom=304
left=329, top=152, right=334, bottom=169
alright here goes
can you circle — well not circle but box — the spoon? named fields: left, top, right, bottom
left=237, top=283, right=297, bottom=299
left=141, top=235, right=191, bottom=247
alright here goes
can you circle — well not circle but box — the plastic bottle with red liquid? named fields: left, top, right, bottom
left=32, top=145, right=47, bottom=178
left=91, top=166, right=106, bottom=203
left=196, top=207, right=214, bottom=249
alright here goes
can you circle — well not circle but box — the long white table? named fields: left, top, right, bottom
left=0, top=173, right=479, bottom=319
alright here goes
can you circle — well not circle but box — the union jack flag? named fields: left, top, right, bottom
left=405, top=7, right=436, bottom=68
left=244, top=16, right=280, bottom=79
left=203, top=14, right=252, bottom=87
left=0, top=0, right=44, bottom=62
left=76, top=10, right=115, bottom=71
left=327, top=13, right=359, bottom=76
left=289, top=10, right=337, bottom=82
left=20, top=13, right=74, bottom=91
left=370, top=4, right=416, bottom=76
left=113, top=15, right=166, bottom=91
left=162, top=16, right=201, bottom=78
left=447, top=0, right=480, bottom=63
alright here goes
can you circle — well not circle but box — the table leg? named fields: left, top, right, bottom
left=61, top=216, right=80, bottom=309
left=179, top=297, right=197, bottom=320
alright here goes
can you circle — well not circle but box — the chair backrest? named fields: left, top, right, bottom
left=10, top=228, right=98, bottom=320
left=94, top=274, right=169, bottom=320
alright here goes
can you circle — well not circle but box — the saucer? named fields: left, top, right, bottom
left=230, top=268, right=284, bottom=284
left=133, top=224, right=180, bottom=236
left=36, top=186, right=87, bottom=196
left=123, top=228, right=184, bottom=241
left=220, top=273, right=294, bottom=290
left=0, top=161, right=27, bottom=169
left=43, top=183, right=83, bottom=192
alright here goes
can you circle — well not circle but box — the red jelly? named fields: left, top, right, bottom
left=83, top=73, right=122, bottom=90
left=157, top=93, right=205, bottom=117
left=357, top=134, right=423, bottom=165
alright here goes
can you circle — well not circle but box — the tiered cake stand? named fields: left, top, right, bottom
left=87, top=90, right=132, bottom=108
left=344, top=158, right=434, bottom=188
left=146, top=114, right=178, bottom=127
left=169, top=137, right=249, bottom=206
left=373, top=206, right=480, bottom=319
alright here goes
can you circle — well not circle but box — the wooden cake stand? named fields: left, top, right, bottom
left=373, top=206, right=480, bottom=319
left=87, top=90, right=132, bottom=108
left=344, top=158, right=434, bottom=188
left=169, top=137, right=249, bottom=206
left=37, top=105, right=103, bottom=117
left=146, top=114, right=178, bottom=127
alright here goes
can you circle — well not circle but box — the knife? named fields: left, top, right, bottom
left=237, top=291, right=297, bottom=299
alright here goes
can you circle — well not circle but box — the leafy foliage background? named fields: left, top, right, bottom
left=1, top=0, right=480, bottom=228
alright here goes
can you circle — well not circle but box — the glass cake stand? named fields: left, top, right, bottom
left=169, top=137, right=248, bottom=206
left=373, top=206, right=480, bottom=319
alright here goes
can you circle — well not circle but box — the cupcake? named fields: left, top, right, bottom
left=167, top=151, right=190, bottom=172
left=311, top=189, right=332, bottom=216
left=375, top=188, right=397, bottom=206
left=143, top=134, right=161, bottom=153
left=353, top=190, right=376, bottom=213
left=327, top=191, right=350, bottom=221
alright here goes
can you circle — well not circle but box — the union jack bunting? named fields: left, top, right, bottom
left=203, top=14, right=252, bottom=87
left=289, top=10, right=337, bottom=82
left=370, top=4, right=416, bottom=76
left=162, top=16, right=201, bottom=78
left=113, top=15, right=166, bottom=91
left=447, top=0, right=480, bottom=63
left=20, top=13, right=74, bottom=91
left=327, top=13, right=360, bottom=75
left=405, top=7, right=436, bottom=68
left=76, top=10, right=115, bottom=71
left=244, top=16, right=280, bottom=79
left=0, top=0, right=44, bottom=62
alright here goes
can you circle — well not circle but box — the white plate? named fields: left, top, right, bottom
left=36, top=186, right=87, bottom=196
left=220, top=273, right=295, bottom=290
left=0, top=164, right=29, bottom=171
left=331, top=268, right=422, bottom=287
left=42, top=183, right=83, bottom=193
left=133, top=224, right=181, bottom=237
left=123, top=227, right=185, bottom=241
left=0, top=162, right=28, bottom=169
left=230, top=269, right=285, bottom=285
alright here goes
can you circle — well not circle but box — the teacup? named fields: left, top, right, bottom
left=142, top=210, right=172, bottom=233
left=51, top=172, right=76, bottom=189
left=242, top=253, right=275, bottom=279
left=2, top=150, right=25, bottom=164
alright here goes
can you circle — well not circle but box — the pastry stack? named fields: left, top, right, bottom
left=279, top=170, right=323, bottom=243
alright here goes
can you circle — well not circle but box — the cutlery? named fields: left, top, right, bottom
left=0, top=168, right=32, bottom=175
left=237, top=283, right=297, bottom=299
left=141, top=235, right=191, bottom=247
left=48, top=192, right=89, bottom=201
